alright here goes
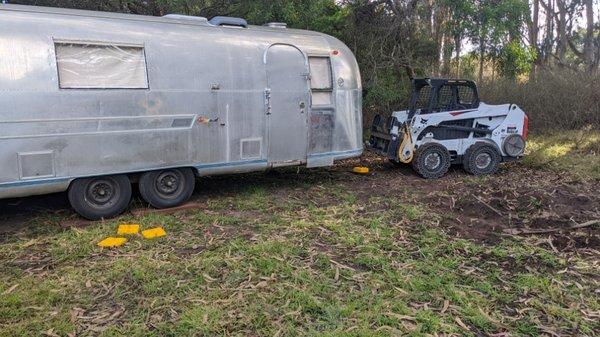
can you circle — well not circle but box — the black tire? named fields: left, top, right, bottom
left=68, top=175, right=132, bottom=220
left=139, top=168, right=195, bottom=209
left=463, top=142, right=501, bottom=175
left=411, top=142, right=451, bottom=179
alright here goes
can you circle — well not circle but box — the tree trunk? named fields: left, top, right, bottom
left=454, top=34, right=462, bottom=77
left=478, top=25, right=485, bottom=84
left=584, top=0, right=594, bottom=70
left=432, top=1, right=446, bottom=76
left=541, top=0, right=554, bottom=66
left=556, top=0, right=567, bottom=66
left=441, top=33, right=453, bottom=76
left=529, top=0, right=540, bottom=80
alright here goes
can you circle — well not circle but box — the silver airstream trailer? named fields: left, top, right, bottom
left=0, top=4, right=362, bottom=220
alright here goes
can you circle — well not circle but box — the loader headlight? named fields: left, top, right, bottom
left=503, top=134, right=526, bottom=157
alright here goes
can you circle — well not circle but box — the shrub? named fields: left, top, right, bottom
left=479, top=70, right=600, bottom=131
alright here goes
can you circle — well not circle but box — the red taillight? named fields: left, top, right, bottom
left=523, top=115, right=529, bottom=140
left=332, top=50, right=340, bottom=56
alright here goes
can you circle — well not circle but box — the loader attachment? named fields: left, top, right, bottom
left=367, top=114, right=401, bottom=160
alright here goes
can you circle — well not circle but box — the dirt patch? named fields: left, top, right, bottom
left=0, top=193, right=71, bottom=233
left=336, top=153, right=600, bottom=248
left=1, top=153, right=598, bottom=250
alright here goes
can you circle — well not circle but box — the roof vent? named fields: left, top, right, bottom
left=263, top=22, right=287, bottom=29
left=209, top=16, right=248, bottom=28
left=163, top=14, right=208, bottom=24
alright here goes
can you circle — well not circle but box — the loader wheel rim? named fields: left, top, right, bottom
left=85, top=179, right=120, bottom=208
left=475, top=153, right=492, bottom=169
left=155, top=170, right=183, bottom=198
left=424, top=153, right=442, bottom=170
left=504, top=134, right=526, bottom=157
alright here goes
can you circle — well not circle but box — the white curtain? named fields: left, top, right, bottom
left=55, top=43, right=148, bottom=89
left=312, top=91, right=332, bottom=105
left=309, top=57, right=332, bottom=90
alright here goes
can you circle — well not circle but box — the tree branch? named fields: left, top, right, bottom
left=567, top=38, right=584, bottom=59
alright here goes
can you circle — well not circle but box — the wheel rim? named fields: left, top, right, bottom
left=424, top=152, right=442, bottom=171
left=504, top=135, right=525, bottom=157
left=154, top=170, right=184, bottom=199
left=85, top=178, right=121, bottom=209
left=475, top=152, right=492, bottom=169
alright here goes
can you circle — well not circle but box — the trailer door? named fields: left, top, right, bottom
left=265, top=44, right=310, bottom=165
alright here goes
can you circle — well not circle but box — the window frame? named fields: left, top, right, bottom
left=308, top=55, right=334, bottom=107
left=53, top=39, right=150, bottom=90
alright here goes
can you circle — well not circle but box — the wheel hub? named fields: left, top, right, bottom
left=87, top=180, right=118, bottom=207
left=475, top=153, right=492, bottom=169
left=424, top=153, right=441, bottom=170
left=503, top=134, right=526, bottom=157
left=156, top=171, right=181, bottom=195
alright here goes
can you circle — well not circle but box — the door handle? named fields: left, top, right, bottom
left=265, top=89, right=272, bottom=115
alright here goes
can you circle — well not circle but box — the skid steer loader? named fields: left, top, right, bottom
left=367, top=78, right=528, bottom=179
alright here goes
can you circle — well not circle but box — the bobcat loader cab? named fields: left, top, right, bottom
left=368, top=78, right=528, bottom=178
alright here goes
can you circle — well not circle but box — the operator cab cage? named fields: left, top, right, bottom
left=408, top=78, right=480, bottom=120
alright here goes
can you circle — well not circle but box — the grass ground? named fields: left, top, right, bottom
left=525, top=130, right=600, bottom=180
left=0, top=132, right=599, bottom=337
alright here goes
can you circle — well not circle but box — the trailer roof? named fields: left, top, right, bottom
left=0, top=4, right=321, bottom=36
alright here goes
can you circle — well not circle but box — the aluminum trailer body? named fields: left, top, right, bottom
left=0, top=5, right=362, bottom=217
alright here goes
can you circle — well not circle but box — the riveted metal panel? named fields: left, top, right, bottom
left=0, top=4, right=363, bottom=199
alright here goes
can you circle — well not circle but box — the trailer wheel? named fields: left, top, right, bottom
left=411, top=143, right=451, bottom=179
left=68, top=175, right=132, bottom=220
left=463, top=142, right=501, bottom=175
left=139, top=168, right=195, bottom=209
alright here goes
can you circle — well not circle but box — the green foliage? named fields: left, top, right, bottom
left=14, top=0, right=595, bottom=130
left=363, top=70, right=409, bottom=115
left=498, top=41, right=536, bottom=78
left=457, top=53, right=481, bottom=79
left=231, top=0, right=349, bottom=36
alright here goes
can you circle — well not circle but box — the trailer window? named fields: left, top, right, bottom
left=55, top=43, right=148, bottom=89
left=309, top=57, right=333, bottom=106
left=309, top=57, right=332, bottom=90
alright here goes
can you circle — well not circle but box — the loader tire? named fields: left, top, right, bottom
left=139, top=168, right=196, bottom=209
left=68, top=175, right=132, bottom=220
left=463, top=142, right=501, bottom=176
left=411, top=143, right=451, bottom=179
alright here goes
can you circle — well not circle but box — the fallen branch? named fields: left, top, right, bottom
left=503, top=219, right=599, bottom=235
left=473, top=196, right=503, bottom=217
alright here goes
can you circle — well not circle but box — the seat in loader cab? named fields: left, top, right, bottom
left=410, top=78, right=480, bottom=118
